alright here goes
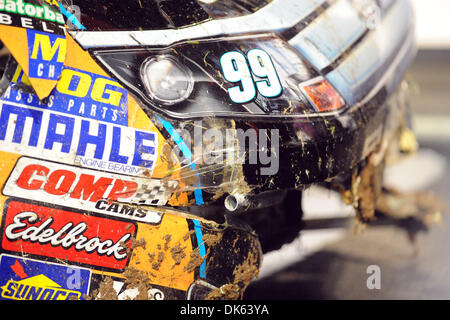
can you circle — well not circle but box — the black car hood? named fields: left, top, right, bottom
left=64, top=0, right=271, bottom=31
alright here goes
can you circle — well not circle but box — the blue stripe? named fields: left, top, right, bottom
left=59, top=3, right=87, bottom=30
left=156, top=116, right=204, bottom=205
left=193, top=220, right=207, bottom=278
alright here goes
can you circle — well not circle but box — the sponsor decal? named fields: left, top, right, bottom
left=0, top=101, right=158, bottom=176
left=6, top=66, right=129, bottom=125
left=0, top=0, right=65, bottom=25
left=0, top=0, right=67, bottom=98
left=3, top=157, right=176, bottom=223
left=0, top=254, right=91, bottom=300
left=27, top=29, right=65, bottom=81
left=1, top=200, right=137, bottom=271
left=0, top=10, right=64, bottom=33
left=220, top=49, right=282, bottom=104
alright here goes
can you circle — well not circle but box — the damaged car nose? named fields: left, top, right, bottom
left=0, top=0, right=418, bottom=301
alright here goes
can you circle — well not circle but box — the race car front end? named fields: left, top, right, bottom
left=0, top=0, right=417, bottom=300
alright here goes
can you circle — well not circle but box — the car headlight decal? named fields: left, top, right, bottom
left=92, top=35, right=343, bottom=118
left=141, top=56, right=194, bottom=105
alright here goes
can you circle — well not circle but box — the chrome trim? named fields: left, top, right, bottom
left=288, top=0, right=368, bottom=71
left=325, top=0, right=415, bottom=105
left=71, top=0, right=326, bottom=49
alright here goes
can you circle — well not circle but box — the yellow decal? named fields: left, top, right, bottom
left=128, top=214, right=195, bottom=291
left=1, top=275, right=81, bottom=300
left=30, top=32, right=66, bottom=63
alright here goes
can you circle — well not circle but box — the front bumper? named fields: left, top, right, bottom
left=240, top=79, right=412, bottom=193
left=138, top=0, right=417, bottom=201
left=236, top=0, right=417, bottom=193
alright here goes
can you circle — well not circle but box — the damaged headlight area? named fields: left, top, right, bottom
left=140, top=55, right=194, bottom=105
left=93, top=34, right=345, bottom=119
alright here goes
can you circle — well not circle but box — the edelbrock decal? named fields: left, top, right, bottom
left=1, top=200, right=137, bottom=271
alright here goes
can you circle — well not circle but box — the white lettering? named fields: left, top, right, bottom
left=5, top=211, right=131, bottom=260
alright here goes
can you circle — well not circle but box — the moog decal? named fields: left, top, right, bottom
left=6, top=67, right=129, bottom=125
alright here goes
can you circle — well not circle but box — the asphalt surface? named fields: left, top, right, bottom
left=244, top=50, right=450, bottom=300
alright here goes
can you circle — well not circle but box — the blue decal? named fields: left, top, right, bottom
left=0, top=255, right=91, bottom=300
left=77, top=120, right=107, bottom=159
left=58, top=3, right=87, bottom=30
left=156, top=116, right=204, bottom=205
left=27, top=29, right=66, bottom=81
left=132, top=131, right=155, bottom=168
left=193, top=220, right=207, bottom=278
left=2, top=67, right=129, bottom=126
left=44, top=113, right=75, bottom=153
left=0, top=103, right=157, bottom=175
left=0, top=104, right=43, bottom=146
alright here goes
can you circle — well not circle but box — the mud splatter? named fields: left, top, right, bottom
left=132, top=237, right=147, bottom=250
left=94, top=276, right=118, bottom=300
left=184, top=249, right=206, bottom=274
left=205, top=283, right=241, bottom=300
left=203, top=233, right=222, bottom=247
left=152, top=251, right=165, bottom=271
left=183, top=230, right=196, bottom=242
left=122, top=267, right=154, bottom=300
left=170, top=244, right=187, bottom=268
left=205, top=237, right=261, bottom=300
left=163, top=234, right=172, bottom=251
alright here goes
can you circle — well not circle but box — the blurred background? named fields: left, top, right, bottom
left=245, top=0, right=450, bottom=300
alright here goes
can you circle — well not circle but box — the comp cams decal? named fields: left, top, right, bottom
left=3, top=157, right=177, bottom=223
left=0, top=254, right=91, bottom=300
left=0, top=200, right=137, bottom=272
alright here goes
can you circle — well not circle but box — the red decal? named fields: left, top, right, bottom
left=15, top=164, right=138, bottom=202
left=108, top=180, right=138, bottom=201
left=11, top=260, right=28, bottom=279
left=69, top=175, right=114, bottom=202
left=16, top=164, right=49, bottom=190
left=1, top=201, right=136, bottom=271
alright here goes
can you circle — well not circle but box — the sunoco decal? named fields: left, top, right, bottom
left=3, top=157, right=176, bottom=223
left=0, top=200, right=137, bottom=271
left=0, top=100, right=158, bottom=176
left=0, top=0, right=65, bottom=25
left=0, top=254, right=91, bottom=300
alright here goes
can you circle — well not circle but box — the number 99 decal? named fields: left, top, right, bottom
left=220, top=49, right=282, bottom=104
